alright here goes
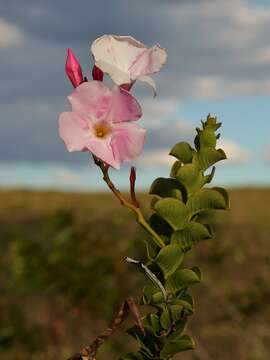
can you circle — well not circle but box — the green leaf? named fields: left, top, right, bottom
left=142, top=285, right=157, bottom=305
left=193, top=147, right=226, bottom=171
left=154, top=198, right=189, bottom=231
left=166, top=269, right=201, bottom=294
left=151, top=291, right=164, bottom=305
left=203, top=166, right=216, bottom=184
left=171, top=222, right=213, bottom=251
left=160, top=308, right=171, bottom=330
left=160, top=335, right=195, bottom=357
left=148, top=314, right=160, bottom=334
left=170, top=142, right=194, bottom=163
left=160, top=305, right=184, bottom=329
left=178, top=293, right=195, bottom=313
left=199, top=128, right=217, bottom=148
left=150, top=177, right=184, bottom=200
left=175, top=164, right=204, bottom=197
left=187, top=188, right=229, bottom=216
left=155, top=245, right=184, bottom=279
left=204, top=114, right=222, bottom=131
left=167, top=320, right=187, bottom=341
left=127, top=326, right=155, bottom=357
left=214, top=187, right=230, bottom=208
left=149, top=214, right=173, bottom=245
left=171, top=304, right=184, bottom=322
left=170, top=160, right=182, bottom=178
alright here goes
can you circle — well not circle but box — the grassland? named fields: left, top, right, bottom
left=0, top=188, right=270, bottom=359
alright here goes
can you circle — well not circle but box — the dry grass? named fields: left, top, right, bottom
left=0, top=188, right=270, bottom=359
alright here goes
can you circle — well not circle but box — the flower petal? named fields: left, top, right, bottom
left=110, top=86, right=142, bottom=123
left=91, top=35, right=146, bottom=81
left=68, top=81, right=112, bottom=120
left=94, top=59, right=130, bottom=85
left=59, top=112, right=90, bottom=151
left=86, top=138, right=120, bottom=169
left=111, top=122, right=146, bottom=164
left=129, top=44, right=168, bottom=78
left=136, top=75, right=157, bottom=97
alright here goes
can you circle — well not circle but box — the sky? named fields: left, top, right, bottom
left=1, top=0, right=270, bottom=191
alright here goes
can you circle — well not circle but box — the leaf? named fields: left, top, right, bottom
left=175, top=164, right=204, bottom=197
left=160, top=335, right=195, bottom=357
left=204, top=114, right=222, bottom=131
left=160, top=308, right=171, bottom=330
left=178, top=293, right=194, bottom=313
left=167, top=320, right=187, bottom=341
left=141, top=285, right=156, bottom=305
left=170, top=160, right=182, bottom=178
left=199, top=128, right=217, bottom=148
left=170, top=142, right=194, bottom=163
left=148, top=314, right=160, bottom=334
left=166, top=269, right=201, bottom=294
left=203, top=166, right=216, bottom=184
left=171, top=222, right=213, bottom=251
left=187, top=188, right=229, bottom=216
left=170, top=304, right=184, bottom=322
left=150, top=178, right=184, bottom=200
left=193, top=147, right=226, bottom=171
left=151, top=291, right=164, bottom=305
left=127, top=326, right=155, bottom=357
left=155, top=245, right=184, bottom=279
left=214, top=187, right=230, bottom=208
left=149, top=214, right=173, bottom=245
left=154, top=198, right=189, bottom=231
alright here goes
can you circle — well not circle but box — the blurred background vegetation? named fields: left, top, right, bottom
left=1, top=188, right=270, bottom=360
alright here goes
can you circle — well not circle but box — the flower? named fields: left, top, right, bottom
left=91, top=35, right=167, bottom=95
left=59, top=81, right=145, bottom=169
left=65, top=48, right=84, bottom=88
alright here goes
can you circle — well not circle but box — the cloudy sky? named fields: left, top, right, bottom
left=1, top=0, right=270, bottom=190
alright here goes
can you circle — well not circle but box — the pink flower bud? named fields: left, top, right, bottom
left=92, top=65, right=104, bottom=81
left=65, top=48, right=84, bottom=88
left=130, top=166, right=136, bottom=184
left=130, top=166, right=140, bottom=207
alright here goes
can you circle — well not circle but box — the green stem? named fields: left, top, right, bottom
left=94, top=156, right=165, bottom=249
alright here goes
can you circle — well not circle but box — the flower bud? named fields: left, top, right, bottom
left=92, top=65, right=104, bottom=81
left=65, top=48, right=84, bottom=88
left=130, top=166, right=136, bottom=184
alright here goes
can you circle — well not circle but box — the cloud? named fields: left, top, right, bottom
left=0, top=18, right=23, bottom=48
left=141, top=98, right=179, bottom=124
left=137, top=148, right=174, bottom=167
left=218, top=139, right=251, bottom=165
left=138, top=137, right=250, bottom=168
left=264, top=145, right=270, bottom=164
left=145, top=120, right=196, bottom=150
left=0, top=0, right=269, bottom=164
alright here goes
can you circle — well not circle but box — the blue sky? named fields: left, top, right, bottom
left=1, top=0, right=270, bottom=190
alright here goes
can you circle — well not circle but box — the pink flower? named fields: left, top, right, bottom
left=91, top=35, right=167, bottom=95
left=65, top=48, right=84, bottom=88
left=59, top=81, right=145, bottom=169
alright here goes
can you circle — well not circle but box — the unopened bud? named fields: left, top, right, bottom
left=130, top=166, right=136, bottom=184
left=65, top=48, right=84, bottom=88
left=92, top=65, right=104, bottom=81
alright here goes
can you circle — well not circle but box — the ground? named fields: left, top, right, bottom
left=0, top=188, right=270, bottom=359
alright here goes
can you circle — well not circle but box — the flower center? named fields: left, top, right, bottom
left=94, top=123, right=110, bottom=139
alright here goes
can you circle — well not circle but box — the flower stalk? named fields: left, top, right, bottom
left=93, top=155, right=165, bottom=249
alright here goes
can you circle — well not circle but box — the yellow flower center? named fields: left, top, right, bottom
left=94, top=123, right=110, bottom=138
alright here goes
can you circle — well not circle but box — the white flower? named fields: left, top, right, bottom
left=91, top=35, right=167, bottom=95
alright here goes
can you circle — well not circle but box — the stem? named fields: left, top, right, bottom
left=93, top=156, right=165, bottom=249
